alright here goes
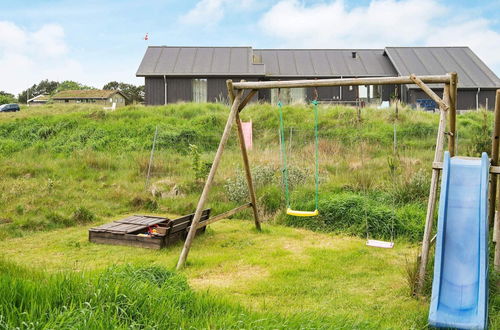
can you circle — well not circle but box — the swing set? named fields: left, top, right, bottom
left=277, top=88, right=320, bottom=217
left=176, top=73, right=466, bottom=273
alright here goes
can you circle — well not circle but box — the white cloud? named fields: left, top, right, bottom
left=258, top=0, right=500, bottom=75
left=181, top=0, right=256, bottom=26
left=0, top=21, right=83, bottom=95
left=32, top=24, right=68, bottom=57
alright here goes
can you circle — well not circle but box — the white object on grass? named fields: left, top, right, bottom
left=366, top=239, right=394, bottom=249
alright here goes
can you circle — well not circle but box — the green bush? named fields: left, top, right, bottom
left=390, top=169, right=430, bottom=204
left=259, top=185, right=282, bottom=213
left=71, top=207, right=96, bottom=224
left=224, top=165, right=277, bottom=203
left=284, top=192, right=425, bottom=242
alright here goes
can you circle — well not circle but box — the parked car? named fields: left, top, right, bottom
left=0, top=104, right=20, bottom=112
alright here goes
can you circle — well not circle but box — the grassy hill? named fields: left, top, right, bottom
left=0, top=103, right=492, bottom=241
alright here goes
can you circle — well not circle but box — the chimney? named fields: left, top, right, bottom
left=352, top=51, right=357, bottom=58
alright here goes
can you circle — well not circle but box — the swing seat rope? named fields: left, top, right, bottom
left=278, top=98, right=320, bottom=217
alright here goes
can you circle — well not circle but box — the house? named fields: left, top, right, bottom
left=51, top=90, right=127, bottom=107
left=136, top=46, right=500, bottom=110
left=27, top=94, right=50, bottom=106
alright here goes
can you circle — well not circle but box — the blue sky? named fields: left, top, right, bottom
left=1, top=0, right=499, bottom=95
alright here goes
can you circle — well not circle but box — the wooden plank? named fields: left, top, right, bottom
left=90, top=235, right=162, bottom=250
left=89, top=231, right=163, bottom=249
left=176, top=91, right=244, bottom=270
left=232, top=75, right=451, bottom=90
left=416, top=84, right=449, bottom=294
left=495, top=89, right=500, bottom=271
left=195, top=203, right=252, bottom=229
left=434, top=162, right=500, bottom=175
left=409, top=74, right=449, bottom=111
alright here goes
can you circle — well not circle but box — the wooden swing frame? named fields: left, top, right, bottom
left=176, top=74, right=500, bottom=292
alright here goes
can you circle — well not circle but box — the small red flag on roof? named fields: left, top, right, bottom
left=144, top=33, right=149, bottom=41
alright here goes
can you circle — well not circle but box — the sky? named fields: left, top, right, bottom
left=1, top=0, right=499, bottom=95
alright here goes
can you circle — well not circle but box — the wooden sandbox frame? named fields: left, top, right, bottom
left=175, top=74, right=500, bottom=294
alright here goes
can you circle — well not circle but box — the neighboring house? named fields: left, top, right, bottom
left=27, top=94, right=50, bottom=106
left=136, top=46, right=500, bottom=110
left=52, top=90, right=127, bottom=107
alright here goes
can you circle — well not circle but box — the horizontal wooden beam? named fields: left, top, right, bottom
left=232, top=75, right=451, bottom=90
left=194, top=203, right=252, bottom=230
left=432, top=161, right=500, bottom=174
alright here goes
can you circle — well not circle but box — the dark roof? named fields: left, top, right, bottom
left=253, top=49, right=397, bottom=77
left=136, top=46, right=266, bottom=77
left=136, top=46, right=500, bottom=89
left=52, top=89, right=127, bottom=99
left=385, top=47, right=500, bottom=89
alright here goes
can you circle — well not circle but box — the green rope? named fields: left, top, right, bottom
left=278, top=101, right=290, bottom=208
left=313, top=100, right=319, bottom=210
left=278, top=99, right=319, bottom=210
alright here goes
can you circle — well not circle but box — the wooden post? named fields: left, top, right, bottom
left=416, top=84, right=450, bottom=294
left=494, top=89, right=500, bottom=271
left=489, top=89, right=500, bottom=229
left=230, top=80, right=261, bottom=231
left=176, top=87, right=244, bottom=270
left=449, top=72, right=458, bottom=156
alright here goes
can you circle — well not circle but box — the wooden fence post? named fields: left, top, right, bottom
left=176, top=87, right=244, bottom=270
left=416, top=83, right=450, bottom=294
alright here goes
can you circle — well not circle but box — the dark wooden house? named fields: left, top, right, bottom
left=136, top=46, right=500, bottom=110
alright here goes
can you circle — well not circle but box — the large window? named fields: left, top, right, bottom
left=192, top=79, right=207, bottom=103
left=270, top=87, right=306, bottom=105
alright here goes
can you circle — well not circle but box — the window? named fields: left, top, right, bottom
left=192, top=79, right=207, bottom=103
left=270, top=87, right=305, bottom=105
left=358, top=85, right=368, bottom=98
left=290, top=88, right=306, bottom=104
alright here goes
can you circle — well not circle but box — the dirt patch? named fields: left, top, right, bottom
left=190, top=263, right=268, bottom=289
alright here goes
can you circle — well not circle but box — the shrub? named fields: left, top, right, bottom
left=189, top=144, right=212, bottom=181
left=46, top=212, right=74, bottom=227
left=130, top=196, right=158, bottom=211
left=259, top=185, right=282, bottom=214
left=468, top=110, right=491, bottom=156
left=224, top=165, right=278, bottom=203
left=284, top=192, right=425, bottom=242
left=391, top=169, right=429, bottom=204
left=71, top=207, right=96, bottom=224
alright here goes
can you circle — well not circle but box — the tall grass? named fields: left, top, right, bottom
left=0, top=260, right=368, bottom=329
left=0, top=103, right=495, bottom=241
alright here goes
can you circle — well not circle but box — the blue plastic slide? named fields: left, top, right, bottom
left=429, top=152, right=489, bottom=329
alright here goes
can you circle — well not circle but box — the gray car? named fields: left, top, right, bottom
left=0, top=104, right=20, bottom=112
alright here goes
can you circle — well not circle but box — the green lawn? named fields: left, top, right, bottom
left=0, top=217, right=429, bottom=328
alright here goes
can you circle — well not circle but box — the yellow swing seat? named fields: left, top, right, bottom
left=286, top=208, right=319, bottom=217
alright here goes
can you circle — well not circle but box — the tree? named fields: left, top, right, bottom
left=17, top=80, right=60, bottom=103
left=0, top=91, right=16, bottom=105
left=55, top=80, right=95, bottom=93
left=103, top=81, right=144, bottom=104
